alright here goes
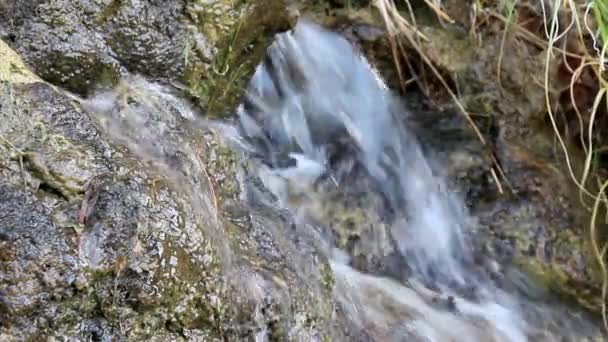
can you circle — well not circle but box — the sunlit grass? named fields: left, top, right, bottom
left=592, top=0, right=608, bottom=63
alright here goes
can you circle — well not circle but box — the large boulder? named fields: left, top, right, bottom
left=0, top=0, right=296, bottom=116
left=0, top=39, right=360, bottom=341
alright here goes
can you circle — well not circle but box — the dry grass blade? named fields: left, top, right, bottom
left=569, top=59, right=592, bottom=155
left=579, top=86, right=607, bottom=206
left=422, top=0, right=454, bottom=23
left=496, top=0, right=517, bottom=89
left=373, top=0, right=519, bottom=194
left=376, top=0, right=407, bottom=92
left=375, top=0, right=486, bottom=145
left=590, top=178, right=608, bottom=333
left=490, top=168, right=504, bottom=194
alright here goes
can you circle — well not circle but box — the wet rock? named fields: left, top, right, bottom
left=403, top=93, right=601, bottom=313
left=185, top=0, right=298, bottom=117
left=409, top=79, right=599, bottom=316
left=303, top=178, right=409, bottom=282
left=0, top=0, right=297, bottom=117
left=0, top=43, right=351, bottom=340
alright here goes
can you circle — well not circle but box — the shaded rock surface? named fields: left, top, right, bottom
left=0, top=40, right=361, bottom=341
left=0, top=0, right=296, bottom=117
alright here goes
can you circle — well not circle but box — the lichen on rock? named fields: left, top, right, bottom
left=0, top=0, right=296, bottom=116
left=0, top=36, right=358, bottom=337
left=0, top=40, right=39, bottom=84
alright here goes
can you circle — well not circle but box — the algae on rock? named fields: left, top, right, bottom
left=0, top=34, right=357, bottom=340
left=0, top=0, right=296, bottom=118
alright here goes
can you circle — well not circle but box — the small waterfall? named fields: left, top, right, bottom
left=240, top=20, right=469, bottom=287
left=234, top=21, right=601, bottom=341
left=84, top=21, right=603, bottom=341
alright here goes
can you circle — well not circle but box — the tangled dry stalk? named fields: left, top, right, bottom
left=540, top=0, right=608, bottom=330
left=375, top=0, right=510, bottom=194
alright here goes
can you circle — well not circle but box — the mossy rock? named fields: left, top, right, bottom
left=0, top=36, right=361, bottom=339
left=1, top=0, right=296, bottom=108
left=185, top=0, right=298, bottom=117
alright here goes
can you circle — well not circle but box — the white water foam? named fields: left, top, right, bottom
left=235, top=20, right=601, bottom=341
left=83, top=20, right=602, bottom=341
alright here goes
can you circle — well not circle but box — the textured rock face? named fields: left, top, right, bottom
left=0, top=47, right=219, bottom=340
left=0, top=0, right=295, bottom=116
left=0, top=39, right=360, bottom=340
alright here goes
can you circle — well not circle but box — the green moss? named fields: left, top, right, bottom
left=186, top=0, right=295, bottom=118
left=419, top=25, right=474, bottom=75
left=512, top=256, right=562, bottom=291
left=492, top=207, right=601, bottom=312
left=96, top=0, right=124, bottom=24
left=319, top=262, right=335, bottom=293
left=54, top=289, right=100, bottom=327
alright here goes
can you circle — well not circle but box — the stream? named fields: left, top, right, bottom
left=88, top=21, right=603, bottom=341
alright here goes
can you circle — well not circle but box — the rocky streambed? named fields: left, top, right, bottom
left=0, top=0, right=606, bottom=340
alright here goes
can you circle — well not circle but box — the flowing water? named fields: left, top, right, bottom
left=87, top=21, right=603, bottom=341
left=234, top=21, right=602, bottom=341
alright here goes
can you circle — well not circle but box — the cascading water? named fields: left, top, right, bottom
left=85, top=20, right=603, bottom=341
left=239, top=20, right=469, bottom=285
left=232, top=21, right=602, bottom=341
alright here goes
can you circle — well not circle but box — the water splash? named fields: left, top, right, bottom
left=82, top=21, right=603, bottom=341
left=240, top=20, right=474, bottom=291
left=81, top=76, right=234, bottom=270
left=236, top=21, right=602, bottom=341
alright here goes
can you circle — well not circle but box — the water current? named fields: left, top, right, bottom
left=87, top=20, right=603, bottom=341
left=232, top=21, right=603, bottom=341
